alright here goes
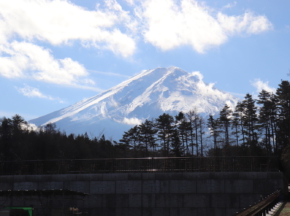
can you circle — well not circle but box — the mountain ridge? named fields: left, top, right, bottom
left=30, top=67, right=239, bottom=140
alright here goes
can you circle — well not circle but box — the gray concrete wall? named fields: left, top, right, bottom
left=0, top=172, right=286, bottom=216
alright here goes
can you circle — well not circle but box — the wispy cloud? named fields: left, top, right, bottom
left=227, top=92, right=245, bottom=98
left=124, top=0, right=135, bottom=6
left=16, top=85, right=65, bottom=103
left=218, top=11, right=273, bottom=35
left=88, top=69, right=130, bottom=78
left=251, top=79, right=276, bottom=93
left=223, top=1, right=237, bottom=9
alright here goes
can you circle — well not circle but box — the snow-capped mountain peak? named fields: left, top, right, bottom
left=30, top=67, right=238, bottom=139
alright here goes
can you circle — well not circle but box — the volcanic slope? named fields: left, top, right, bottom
left=30, top=67, right=239, bottom=140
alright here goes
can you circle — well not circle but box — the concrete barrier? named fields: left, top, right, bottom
left=0, top=172, right=287, bottom=216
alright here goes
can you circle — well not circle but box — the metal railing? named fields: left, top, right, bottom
left=0, top=156, right=279, bottom=175
left=233, top=190, right=281, bottom=216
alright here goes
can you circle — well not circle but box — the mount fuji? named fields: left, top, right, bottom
left=30, top=67, right=239, bottom=140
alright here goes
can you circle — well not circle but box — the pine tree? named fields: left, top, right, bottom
left=175, top=112, right=190, bottom=155
left=138, top=119, right=157, bottom=156
left=218, top=104, right=232, bottom=152
left=241, top=94, right=259, bottom=155
left=171, top=130, right=183, bottom=157
left=11, top=114, right=28, bottom=160
left=257, top=90, right=278, bottom=154
left=276, top=80, right=290, bottom=152
left=0, top=117, right=12, bottom=160
left=187, top=110, right=199, bottom=156
left=198, top=116, right=205, bottom=156
left=127, top=126, right=140, bottom=157
left=119, top=131, right=132, bottom=157
left=207, top=114, right=220, bottom=156
left=155, top=113, right=175, bottom=156
left=231, top=107, right=241, bottom=148
left=234, top=102, right=246, bottom=146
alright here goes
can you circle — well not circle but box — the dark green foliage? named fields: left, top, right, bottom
left=257, top=90, right=277, bottom=154
left=138, top=119, right=157, bottom=156
left=206, top=80, right=289, bottom=159
left=175, top=112, right=190, bottom=155
left=0, top=115, right=117, bottom=160
left=241, top=94, right=259, bottom=153
left=120, top=111, right=206, bottom=157
left=276, top=80, right=290, bottom=152
left=170, top=130, right=183, bottom=157
left=218, top=104, right=232, bottom=153
left=155, top=113, right=175, bottom=156
left=207, top=114, right=219, bottom=155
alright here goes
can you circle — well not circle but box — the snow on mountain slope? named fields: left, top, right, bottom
left=30, top=67, right=239, bottom=140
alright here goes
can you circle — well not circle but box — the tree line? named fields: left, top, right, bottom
left=0, top=116, right=126, bottom=161
left=120, top=79, right=290, bottom=157
left=0, top=79, right=289, bottom=161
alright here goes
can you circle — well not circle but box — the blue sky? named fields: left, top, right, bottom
left=0, top=0, right=289, bottom=121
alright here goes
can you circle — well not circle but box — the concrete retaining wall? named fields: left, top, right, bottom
left=0, top=172, right=287, bottom=216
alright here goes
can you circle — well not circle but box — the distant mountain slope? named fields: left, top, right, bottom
left=30, top=67, right=239, bottom=140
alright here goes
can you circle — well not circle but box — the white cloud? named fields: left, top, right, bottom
left=16, top=85, right=64, bottom=103
left=0, top=0, right=138, bottom=91
left=0, top=0, right=136, bottom=57
left=23, top=123, right=39, bottom=132
left=191, top=71, right=204, bottom=81
left=123, top=117, right=142, bottom=125
left=218, top=11, right=273, bottom=35
left=223, top=2, right=237, bottom=9
left=138, top=0, right=272, bottom=53
left=124, top=0, right=135, bottom=6
left=251, top=79, right=276, bottom=93
left=0, top=41, right=99, bottom=88
left=0, top=0, right=273, bottom=58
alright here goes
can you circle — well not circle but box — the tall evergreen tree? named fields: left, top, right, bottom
left=119, top=131, right=132, bottom=157
left=218, top=104, right=232, bottom=151
left=170, top=130, right=183, bottom=157
left=241, top=94, right=259, bottom=155
left=138, top=119, right=157, bottom=156
left=257, top=90, right=278, bottom=154
left=235, top=102, right=246, bottom=145
left=0, top=117, right=12, bottom=160
left=175, top=112, right=190, bottom=155
left=187, top=110, right=199, bottom=156
left=231, top=107, right=241, bottom=148
left=127, top=126, right=140, bottom=157
left=207, top=114, right=219, bottom=156
left=198, top=116, right=205, bottom=156
left=155, top=113, right=175, bottom=156
left=276, top=80, right=290, bottom=152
